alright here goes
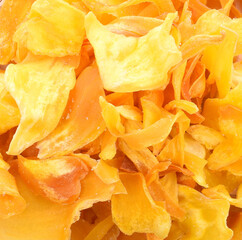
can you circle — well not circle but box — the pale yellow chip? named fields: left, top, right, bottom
left=0, top=72, right=20, bottom=135
left=177, top=185, right=233, bottom=240
left=4, top=54, right=76, bottom=155
left=85, top=12, right=181, bottom=92
left=14, top=0, right=85, bottom=57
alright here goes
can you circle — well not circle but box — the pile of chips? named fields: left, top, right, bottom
left=0, top=0, right=242, bottom=239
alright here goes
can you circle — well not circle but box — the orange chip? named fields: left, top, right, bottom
left=112, top=173, right=171, bottom=238
left=18, top=155, right=89, bottom=204
left=37, top=66, right=105, bottom=159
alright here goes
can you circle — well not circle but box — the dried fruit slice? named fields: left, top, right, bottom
left=4, top=54, right=76, bottom=155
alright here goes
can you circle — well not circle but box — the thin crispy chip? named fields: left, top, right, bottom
left=177, top=185, right=233, bottom=240
left=184, top=152, right=208, bottom=187
left=164, top=100, right=199, bottom=114
left=4, top=55, right=76, bottom=155
left=18, top=155, right=89, bottom=203
left=187, top=124, right=224, bottom=150
left=219, top=105, right=242, bottom=139
left=99, top=131, right=117, bottom=160
left=195, top=9, right=242, bottom=55
left=77, top=171, right=126, bottom=211
left=112, top=173, right=171, bottom=238
left=202, top=27, right=237, bottom=98
left=184, top=133, right=206, bottom=159
left=82, top=0, right=175, bottom=17
left=14, top=0, right=85, bottom=57
left=93, top=160, right=119, bottom=184
left=207, top=138, right=242, bottom=171
left=0, top=73, right=20, bottom=135
left=37, top=66, right=105, bottom=159
left=85, top=12, right=181, bottom=92
left=148, top=173, right=186, bottom=220
left=118, top=139, right=158, bottom=174
left=122, top=111, right=189, bottom=150
left=84, top=215, right=114, bottom=240
left=203, top=184, right=242, bottom=208
left=0, top=0, right=35, bottom=64
left=0, top=156, right=26, bottom=219
left=0, top=173, right=82, bottom=240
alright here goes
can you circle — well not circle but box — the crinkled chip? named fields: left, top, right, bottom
left=111, top=172, right=171, bottom=238
left=93, top=160, right=119, bottom=184
left=207, top=138, right=242, bottom=171
left=0, top=0, right=35, bottom=64
left=18, top=155, right=89, bottom=203
left=0, top=156, right=26, bottom=219
left=14, top=0, right=85, bottom=57
left=187, top=124, right=224, bottom=150
left=4, top=54, right=76, bottom=155
left=37, top=66, right=105, bottom=159
left=177, top=185, right=233, bottom=240
left=0, top=72, right=20, bottom=135
left=85, top=12, right=181, bottom=92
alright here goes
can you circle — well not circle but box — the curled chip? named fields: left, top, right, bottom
left=0, top=0, right=242, bottom=239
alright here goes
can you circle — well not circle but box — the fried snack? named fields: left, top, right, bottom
left=0, top=0, right=241, bottom=239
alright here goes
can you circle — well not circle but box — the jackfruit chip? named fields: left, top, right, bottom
left=184, top=133, right=206, bottom=159
left=82, top=0, right=175, bottom=17
left=203, top=184, right=242, bottom=208
left=207, top=138, right=242, bottom=170
left=219, top=105, right=242, bottom=139
left=18, top=155, right=89, bottom=204
left=148, top=174, right=186, bottom=220
left=99, top=131, right=117, bottom=160
left=189, top=61, right=206, bottom=99
left=172, top=61, right=187, bottom=101
left=145, top=161, right=171, bottom=185
left=73, top=153, right=98, bottom=169
left=187, top=124, right=224, bottom=150
left=225, top=157, right=242, bottom=176
left=14, top=0, right=85, bottom=57
left=202, top=27, right=238, bottom=98
left=4, top=55, right=76, bottom=155
left=118, top=139, right=158, bottom=174
left=0, top=73, right=20, bottom=135
left=0, top=0, right=35, bottom=64
left=85, top=12, right=182, bottom=92
left=116, top=105, right=142, bottom=121
left=93, top=160, right=119, bottom=184
left=195, top=9, right=242, bottom=56
left=107, top=16, right=163, bottom=37
left=177, top=185, right=233, bottom=240
left=83, top=215, right=115, bottom=240
left=184, top=152, right=208, bottom=187
left=141, top=98, right=164, bottom=128
left=111, top=173, right=171, bottom=238
left=122, top=111, right=189, bottom=150
left=0, top=173, right=83, bottom=240
left=181, top=34, right=223, bottom=61
left=77, top=171, right=126, bottom=211
left=164, top=100, right=199, bottom=114
left=203, top=83, right=242, bottom=130
left=106, top=92, right=134, bottom=106
left=37, top=66, right=105, bottom=159
left=0, top=156, right=26, bottom=219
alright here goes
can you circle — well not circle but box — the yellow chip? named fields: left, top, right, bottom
left=85, top=12, right=181, bottom=92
